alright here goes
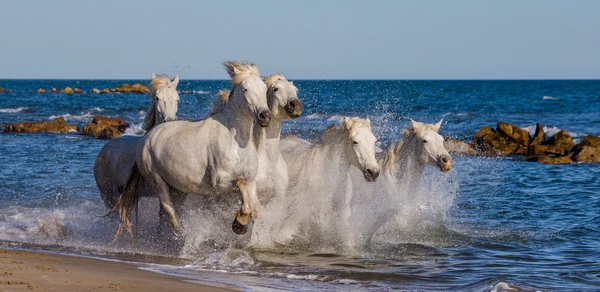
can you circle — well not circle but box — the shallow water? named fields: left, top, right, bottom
left=0, top=79, right=599, bottom=291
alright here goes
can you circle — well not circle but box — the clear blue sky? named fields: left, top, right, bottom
left=1, top=0, right=599, bottom=79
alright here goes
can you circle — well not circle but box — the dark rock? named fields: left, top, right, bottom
left=82, top=116, right=129, bottom=139
left=542, top=156, right=573, bottom=164
left=572, top=135, right=600, bottom=152
left=3, top=117, right=78, bottom=134
left=530, top=123, right=545, bottom=146
left=444, top=138, right=477, bottom=155
left=0, top=88, right=13, bottom=93
left=497, top=122, right=531, bottom=147
left=529, top=144, right=564, bottom=156
left=113, top=83, right=150, bottom=94
left=472, top=126, right=525, bottom=155
left=541, top=130, right=574, bottom=155
left=572, top=146, right=600, bottom=163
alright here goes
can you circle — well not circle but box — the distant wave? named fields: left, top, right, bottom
left=123, top=123, right=145, bottom=136
left=543, top=95, right=560, bottom=100
left=327, top=115, right=343, bottom=122
left=523, top=125, right=587, bottom=143
left=442, top=112, right=477, bottom=117
left=49, top=112, right=94, bottom=122
left=306, top=113, right=327, bottom=120
left=0, top=107, right=29, bottom=113
left=91, top=107, right=106, bottom=112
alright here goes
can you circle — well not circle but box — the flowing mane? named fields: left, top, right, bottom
left=210, top=90, right=231, bottom=115
left=264, top=73, right=287, bottom=88
left=223, top=61, right=261, bottom=85
left=210, top=72, right=285, bottom=115
left=144, top=74, right=173, bottom=132
left=319, top=117, right=372, bottom=144
left=379, top=129, right=415, bottom=173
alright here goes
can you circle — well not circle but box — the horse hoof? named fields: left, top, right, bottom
left=232, top=217, right=248, bottom=235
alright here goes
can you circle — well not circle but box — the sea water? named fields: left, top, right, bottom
left=0, top=79, right=599, bottom=291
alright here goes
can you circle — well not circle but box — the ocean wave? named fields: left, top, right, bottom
left=122, top=123, right=145, bottom=136
left=543, top=95, right=560, bottom=100
left=0, top=107, right=29, bottom=113
left=91, top=107, right=106, bottom=112
left=523, top=125, right=587, bottom=143
left=327, top=115, right=343, bottom=122
left=49, top=112, right=94, bottom=122
left=306, top=113, right=328, bottom=120
left=442, top=112, right=477, bottom=117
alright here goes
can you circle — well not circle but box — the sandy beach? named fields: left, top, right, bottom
left=0, top=248, right=234, bottom=292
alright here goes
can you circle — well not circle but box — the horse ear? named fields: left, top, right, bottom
left=172, top=74, right=180, bottom=87
left=434, top=119, right=443, bottom=132
left=223, top=61, right=240, bottom=78
left=366, top=117, right=371, bottom=127
left=151, top=73, right=156, bottom=79
left=410, top=118, right=424, bottom=130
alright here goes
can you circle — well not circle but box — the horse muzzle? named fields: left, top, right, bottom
left=363, top=168, right=380, bottom=182
left=438, top=155, right=453, bottom=173
left=285, top=99, right=303, bottom=118
left=256, top=109, right=272, bottom=127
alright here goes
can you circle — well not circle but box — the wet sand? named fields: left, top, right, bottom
left=0, top=248, right=235, bottom=292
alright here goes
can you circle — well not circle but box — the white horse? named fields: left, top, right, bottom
left=275, top=117, right=380, bottom=247
left=114, top=61, right=271, bottom=241
left=94, top=73, right=180, bottom=209
left=349, top=118, right=453, bottom=247
left=211, top=73, right=302, bottom=205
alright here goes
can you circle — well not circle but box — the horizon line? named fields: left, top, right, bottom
left=1, top=78, right=600, bottom=81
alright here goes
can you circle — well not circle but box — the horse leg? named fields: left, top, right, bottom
left=153, top=175, right=183, bottom=236
left=247, top=180, right=263, bottom=220
left=232, top=178, right=251, bottom=235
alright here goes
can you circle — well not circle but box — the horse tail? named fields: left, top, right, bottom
left=110, top=163, right=143, bottom=245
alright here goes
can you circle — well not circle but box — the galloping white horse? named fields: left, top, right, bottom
left=94, top=74, right=180, bottom=209
left=212, top=73, right=302, bottom=205
left=114, top=61, right=271, bottom=241
left=349, top=119, right=453, bottom=247
left=275, top=117, right=380, bottom=246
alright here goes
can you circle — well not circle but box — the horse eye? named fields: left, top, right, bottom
left=243, top=88, right=248, bottom=92
left=353, top=141, right=358, bottom=145
left=422, top=140, right=428, bottom=143
left=273, top=87, right=278, bottom=92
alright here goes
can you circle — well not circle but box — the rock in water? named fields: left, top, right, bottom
left=541, top=130, right=574, bottom=155
left=444, top=138, right=477, bottom=155
left=3, top=117, right=78, bottom=134
left=472, top=126, right=524, bottom=155
left=37, top=88, right=47, bottom=93
left=91, top=88, right=100, bottom=94
left=530, top=123, right=545, bottom=146
left=62, top=86, right=74, bottom=94
left=82, top=116, right=130, bottom=139
left=497, top=122, right=531, bottom=147
left=572, top=146, right=600, bottom=163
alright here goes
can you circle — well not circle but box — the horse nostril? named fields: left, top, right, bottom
left=441, top=156, right=450, bottom=164
left=258, top=110, right=272, bottom=125
left=288, top=100, right=296, bottom=109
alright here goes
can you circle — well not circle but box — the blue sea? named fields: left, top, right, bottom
left=0, top=79, right=599, bottom=291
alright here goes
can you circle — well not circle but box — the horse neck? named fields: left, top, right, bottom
left=390, top=135, right=425, bottom=186
left=214, top=94, right=255, bottom=148
left=253, top=117, right=282, bottom=161
left=317, top=128, right=351, bottom=170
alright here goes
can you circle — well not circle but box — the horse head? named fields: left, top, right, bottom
left=224, top=61, right=271, bottom=127
left=410, top=119, right=453, bottom=172
left=264, top=74, right=302, bottom=119
left=145, top=73, right=180, bottom=131
left=341, top=117, right=380, bottom=182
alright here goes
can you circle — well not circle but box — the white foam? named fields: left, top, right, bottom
left=0, top=107, right=28, bottom=113
left=327, top=115, right=343, bottom=122
left=91, top=107, right=106, bottom=112
left=49, top=112, right=94, bottom=122
left=122, top=122, right=145, bottom=136
left=542, top=95, right=559, bottom=100
left=306, top=113, right=327, bottom=120
left=523, top=125, right=587, bottom=143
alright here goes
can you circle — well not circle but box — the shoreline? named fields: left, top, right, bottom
left=0, top=247, right=236, bottom=292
